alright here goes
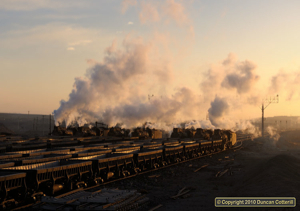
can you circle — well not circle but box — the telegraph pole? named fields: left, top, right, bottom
left=49, top=114, right=52, bottom=136
left=261, top=95, right=279, bottom=137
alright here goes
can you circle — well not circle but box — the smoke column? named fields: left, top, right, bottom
left=53, top=0, right=285, bottom=136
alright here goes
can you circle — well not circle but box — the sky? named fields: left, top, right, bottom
left=1, top=0, right=300, bottom=129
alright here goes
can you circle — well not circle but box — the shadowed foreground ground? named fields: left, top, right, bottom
left=103, top=131, right=300, bottom=211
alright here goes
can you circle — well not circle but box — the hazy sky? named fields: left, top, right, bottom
left=1, top=0, right=300, bottom=122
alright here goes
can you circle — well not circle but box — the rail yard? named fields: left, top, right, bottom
left=0, top=126, right=300, bottom=211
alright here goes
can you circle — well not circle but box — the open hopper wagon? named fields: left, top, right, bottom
left=9, top=154, right=73, bottom=166
left=183, top=143, right=201, bottom=159
left=74, top=149, right=112, bottom=158
left=3, top=160, right=93, bottom=196
left=163, top=145, right=185, bottom=163
left=134, top=148, right=164, bottom=171
left=71, top=152, right=135, bottom=183
left=0, top=171, right=27, bottom=209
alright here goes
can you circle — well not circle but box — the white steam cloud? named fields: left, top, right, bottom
left=53, top=1, right=284, bottom=138
left=269, top=71, right=300, bottom=100
left=208, top=96, right=229, bottom=127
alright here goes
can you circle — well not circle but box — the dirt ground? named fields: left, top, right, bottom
left=103, top=131, right=300, bottom=211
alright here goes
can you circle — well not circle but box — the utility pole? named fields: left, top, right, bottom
left=261, top=95, right=279, bottom=137
left=49, top=114, right=52, bottom=136
left=43, top=115, right=44, bottom=136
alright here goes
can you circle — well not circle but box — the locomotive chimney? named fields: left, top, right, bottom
left=96, top=121, right=98, bottom=128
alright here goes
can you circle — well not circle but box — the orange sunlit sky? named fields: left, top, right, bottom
left=1, top=0, right=300, bottom=128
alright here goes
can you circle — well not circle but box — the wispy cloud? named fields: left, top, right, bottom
left=122, top=0, right=194, bottom=37
left=0, top=23, right=104, bottom=50
left=68, top=40, right=92, bottom=46
left=127, top=21, right=134, bottom=25
left=67, top=47, right=75, bottom=51
left=0, top=0, right=87, bottom=11
left=121, top=0, right=137, bottom=14
left=139, top=1, right=160, bottom=24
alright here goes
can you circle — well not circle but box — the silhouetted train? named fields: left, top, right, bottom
left=0, top=128, right=236, bottom=209
left=52, top=125, right=162, bottom=139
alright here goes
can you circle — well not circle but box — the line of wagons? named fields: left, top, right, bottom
left=0, top=132, right=236, bottom=209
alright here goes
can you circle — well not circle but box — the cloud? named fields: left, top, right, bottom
left=67, top=39, right=92, bottom=51
left=222, top=52, right=237, bottom=66
left=139, top=2, right=160, bottom=24
left=201, top=53, right=261, bottom=99
left=163, top=0, right=189, bottom=26
left=121, top=0, right=194, bottom=36
left=68, top=40, right=92, bottom=46
left=0, top=23, right=104, bottom=50
left=0, top=0, right=86, bottom=11
left=221, top=60, right=260, bottom=94
left=269, top=70, right=300, bottom=100
left=121, top=0, right=137, bottom=13
left=127, top=21, right=134, bottom=25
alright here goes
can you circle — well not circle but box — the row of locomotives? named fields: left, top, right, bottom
left=52, top=124, right=164, bottom=139
left=52, top=126, right=96, bottom=137
left=52, top=121, right=110, bottom=137
left=170, top=128, right=196, bottom=139
left=170, top=128, right=214, bottom=140
left=108, top=127, right=130, bottom=137
left=131, top=128, right=163, bottom=140
left=194, top=128, right=214, bottom=140
left=169, top=128, right=237, bottom=153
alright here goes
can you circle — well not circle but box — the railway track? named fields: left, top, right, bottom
left=17, top=145, right=244, bottom=211
left=5, top=134, right=252, bottom=211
